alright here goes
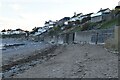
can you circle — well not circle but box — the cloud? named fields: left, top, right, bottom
left=0, top=13, right=46, bottom=31
left=12, top=4, right=21, bottom=10
left=1, top=0, right=119, bottom=31
left=0, top=2, right=1, bottom=6
left=0, top=1, right=2, bottom=8
left=11, top=4, right=23, bottom=12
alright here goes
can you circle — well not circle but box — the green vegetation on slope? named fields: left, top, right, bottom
left=100, top=18, right=117, bottom=29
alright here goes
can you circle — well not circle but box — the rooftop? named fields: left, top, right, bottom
left=91, top=12, right=102, bottom=17
left=97, top=8, right=110, bottom=13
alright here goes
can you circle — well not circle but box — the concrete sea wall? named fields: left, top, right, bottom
left=40, top=29, right=114, bottom=45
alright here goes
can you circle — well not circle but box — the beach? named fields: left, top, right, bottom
left=0, top=38, right=118, bottom=78
left=2, top=38, right=52, bottom=66
left=1, top=38, right=56, bottom=78
left=13, top=44, right=118, bottom=78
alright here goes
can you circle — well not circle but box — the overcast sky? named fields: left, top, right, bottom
left=0, top=0, right=119, bottom=31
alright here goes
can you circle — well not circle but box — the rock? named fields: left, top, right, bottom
left=103, top=73, right=107, bottom=76
left=52, top=69, right=56, bottom=72
left=47, top=74, right=50, bottom=77
left=4, top=70, right=14, bottom=78
left=73, top=72, right=77, bottom=74
left=77, top=69, right=82, bottom=72
left=0, top=73, right=3, bottom=78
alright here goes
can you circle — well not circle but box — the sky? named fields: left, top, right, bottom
left=0, top=0, right=119, bottom=31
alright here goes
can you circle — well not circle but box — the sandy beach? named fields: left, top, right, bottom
left=12, top=44, right=118, bottom=78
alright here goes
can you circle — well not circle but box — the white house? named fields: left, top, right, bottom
left=34, top=27, right=47, bottom=36
left=0, top=32, right=8, bottom=35
left=45, top=20, right=56, bottom=28
left=11, top=30, right=26, bottom=34
left=91, top=8, right=111, bottom=23
left=91, top=12, right=103, bottom=22
left=0, top=29, right=26, bottom=35
left=69, top=13, right=83, bottom=22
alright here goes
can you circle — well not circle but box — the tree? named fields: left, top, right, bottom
left=45, top=21, right=49, bottom=24
left=1, top=29, right=6, bottom=32
left=81, top=22, right=91, bottom=31
left=48, top=30, right=55, bottom=36
left=75, top=20, right=80, bottom=25
left=31, top=27, right=39, bottom=34
left=16, top=28, right=22, bottom=31
left=81, top=17, right=91, bottom=24
left=7, top=29, right=12, bottom=31
left=32, top=27, right=37, bottom=31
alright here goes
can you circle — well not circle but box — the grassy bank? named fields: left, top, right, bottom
left=100, top=19, right=117, bottom=29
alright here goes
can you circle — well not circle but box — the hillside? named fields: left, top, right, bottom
left=100, top=18, right=117, bottom=29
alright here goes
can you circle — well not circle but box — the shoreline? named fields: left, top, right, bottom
left=2, top=45, right=57, bottom=71
left=2, top=44, right=59, bottom=78
left=2, top=38, right=51, bottom=66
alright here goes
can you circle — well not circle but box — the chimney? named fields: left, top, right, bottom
left=74, top=12, right=77, bottom=16
left=100, top=8, right=102, bottom=10
left=118, top=1, right=120, bottom=6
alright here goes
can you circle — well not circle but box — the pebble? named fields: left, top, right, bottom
left=52, top=69, right=56, bottom=72
left=103, top=73, right=107, bottom=76
left=4, top=70, right=14, bottom=78
left=47, top=74, right=50, bottom=77
left=0, top=73, right=3, bottom=78
left=77, top=69, right=82, bottom=72
left=73, top=72, right=77, bottom=74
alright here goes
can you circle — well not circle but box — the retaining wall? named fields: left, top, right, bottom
left=37, top=29, right=114, bottom=45
left=74, top=29, right=114, bottom=44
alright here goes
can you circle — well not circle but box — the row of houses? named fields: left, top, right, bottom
left=0, top=29, right=27, bottom=35
left=0, top=8, right=113, bottom=37
left=67, top=8, right=111, bottom=23
left=31, top=20, right=56, bottom=36
left=91, top=8, right=111, bottom=22
left=31, top=8, right=112, bottom=36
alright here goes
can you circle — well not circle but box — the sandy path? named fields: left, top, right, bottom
left=14, top=44, right=118, bottom=78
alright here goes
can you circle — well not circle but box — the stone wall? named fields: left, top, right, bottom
left=40, top=33, right=74, bottom=44
left=74, top=29, right=114, bottom=44
left=74, top=31, right=94, bottom=44
left=57, top=34, right=65, bottom=44
left=36, top=29, right=114, bottom=45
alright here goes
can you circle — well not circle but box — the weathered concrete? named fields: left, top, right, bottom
left=74, top=29, right=114, bottom=44
left=57, top=35, right=65, bottom=44
left=65, top=33, right=74, bottom=44
left=36, top=29, right=114, bottom=45
left=74, top=31, right=93, bottom=44
left=0, top=38, right=2, bottom=79
left=115, top=26, right=120, bottom=52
